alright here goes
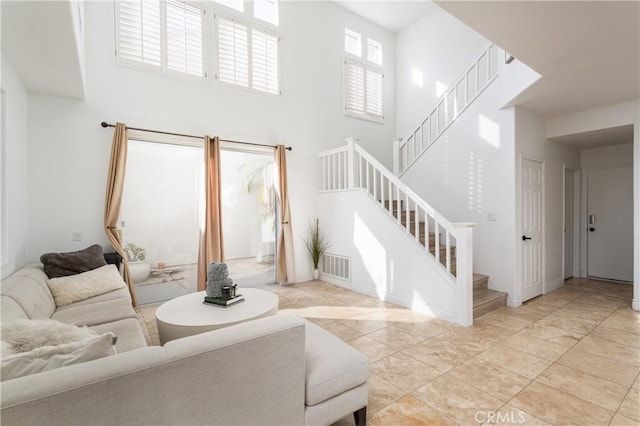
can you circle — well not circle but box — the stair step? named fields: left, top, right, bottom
left=418, top=232, right=436, bottom=246
left=473, top=288, right=507, bottom=318
left=393, top=210, right=416, bottom=222
left=408, top=222, right=427, bottom=237
left=473, top=274, right=489, bottom=291
left=383, top=200, right=404, bottom=210
left=430, top=245, right=456, bottom=259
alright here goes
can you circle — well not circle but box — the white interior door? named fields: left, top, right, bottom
left=587, top=167, right=633, bottom=282
left=521, top=158, right=543, bottom=301
left=564, top=169, right=574, bottom=279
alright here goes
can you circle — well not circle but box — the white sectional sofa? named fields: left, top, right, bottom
left=0, top=263, right=370, bottom=425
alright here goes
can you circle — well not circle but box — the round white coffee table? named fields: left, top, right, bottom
left=155, top=288, right=279, bottom=344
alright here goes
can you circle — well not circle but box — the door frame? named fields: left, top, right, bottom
left=514, top=153, right=546, bottom=306
left=562, top=166, right=580, bottom=280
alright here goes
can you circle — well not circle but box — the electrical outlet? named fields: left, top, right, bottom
left=72, top=231, right=82, bottom=241
left=488, top=213, right=497, bottom=222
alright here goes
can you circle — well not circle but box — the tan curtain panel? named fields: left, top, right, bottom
left=104, top=122, right=138, bottom=306
left=197, top=136, right=225, bottom=291
left=275, top=145, right=296, bottom=284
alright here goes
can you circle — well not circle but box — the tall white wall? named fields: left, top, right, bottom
left=395, top=8, right=487, bottom=138
left=24, top=1, right=397, bottom=282
left=0, top=54, right=29, bottom=278
left=514, top=108, right=580, bottom=300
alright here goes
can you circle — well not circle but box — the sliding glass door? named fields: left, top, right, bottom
left=121, top=140, right=203, bottom=304
left=220, top=148, right=276, bottom=287
left=121, top=139, right=276, bottom=305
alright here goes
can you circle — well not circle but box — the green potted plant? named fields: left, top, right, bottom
left=303, top=219, right=330, bottom=280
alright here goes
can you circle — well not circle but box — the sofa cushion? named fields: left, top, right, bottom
left=1, top=332, right=116, bottom=381
left=52, top=298, right=137, bottom=326
left=90, top=319, right=147, bottom=353
left=0, top=296, right=29, bottom=323
left=66, top=286, right=132, bottom=307
left=47, top=265, right=126, bottom=307
left=1, top=319, right=99, bottom=353
left=0, top=265, right=56, bottom=319
left=303, top=320, right=370, bottom=406
left=40, top=244, right=107, bottom=279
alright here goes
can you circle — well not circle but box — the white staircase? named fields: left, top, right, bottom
left=319, top=140, right=475, bottom=326
left=318, top=44, right=508, bottom=326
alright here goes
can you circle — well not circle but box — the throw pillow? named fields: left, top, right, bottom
left=47, top=264, right=126, bottom=307
left=40, top=244, right=107, bottom=278
left=1, top=332, right=116, bottom=381
left=1, top=319, right=99, bottom=353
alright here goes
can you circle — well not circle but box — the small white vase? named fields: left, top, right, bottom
left=128, top=261, right=151, bottom=283
left=313, top=269, right=319, bottom=280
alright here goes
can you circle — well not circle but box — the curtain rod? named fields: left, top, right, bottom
left=100, top=122, right=292, bottom=151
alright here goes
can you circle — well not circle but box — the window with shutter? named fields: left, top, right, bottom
left=252, top=29, right=279, bottom=94
left=215, top=12, right=280, bottom=95
left=166, top=0, right=203, bottom=77
left=343, top=29, right=384, bottom=122
left=116, top=0, right=205, bottom=79
left=345, top=61, right=365, bottom=114
left=216, top=17, right=249, bottom=87
left=117, top=0, right=162, bottom=68
left=366, top=69, right=383, bottom=116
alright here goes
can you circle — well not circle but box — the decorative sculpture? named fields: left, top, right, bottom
left=206, top=262, right=234, bottom=298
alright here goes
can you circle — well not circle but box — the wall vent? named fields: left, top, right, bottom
left=321, top=253, right=351, bottom=281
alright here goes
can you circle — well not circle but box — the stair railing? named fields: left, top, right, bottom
left=319, top=138, right=475, bottom=326
left=393, top=43, right=499, bottom=176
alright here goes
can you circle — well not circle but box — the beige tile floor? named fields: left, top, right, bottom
left=135, top=277, right=639, bottom=425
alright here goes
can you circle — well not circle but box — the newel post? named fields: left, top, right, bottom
left=392, top=138, right=402, bottom=175
left=453, top=223, right=476, bottom=327
left=345, top=137, right=358, bottom=189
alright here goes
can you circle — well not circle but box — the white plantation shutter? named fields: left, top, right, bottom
left=345, top=61, right=365, bottom=114
left=166, top=0, right=203, bottom=76
left=117, top=0, right=161, bottom=67
left=366, top=69, right=383, bottom=116
left=217, top=17, right=249, bottom=87
left=252, top=29, right=279, bottom=94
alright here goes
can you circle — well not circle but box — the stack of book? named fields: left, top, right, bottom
left=203, top=294, right=245, bottom=307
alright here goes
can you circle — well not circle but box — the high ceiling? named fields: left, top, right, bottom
left=333, top=1, right=438, bottom=33
left=435, top=1, right=640, bottom=119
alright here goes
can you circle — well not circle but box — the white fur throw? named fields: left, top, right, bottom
left=47, top=264, right=126, bottom=307
left=1, top=329, right=115, bottom=381
left=1, top=319, right=98, bottom=353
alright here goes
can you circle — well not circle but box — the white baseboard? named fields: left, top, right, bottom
left=507, top=296, right=522, bottom=308
left=544, top=278, right=564, bottom=294
left=632, top=299, right=640, bottom=311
